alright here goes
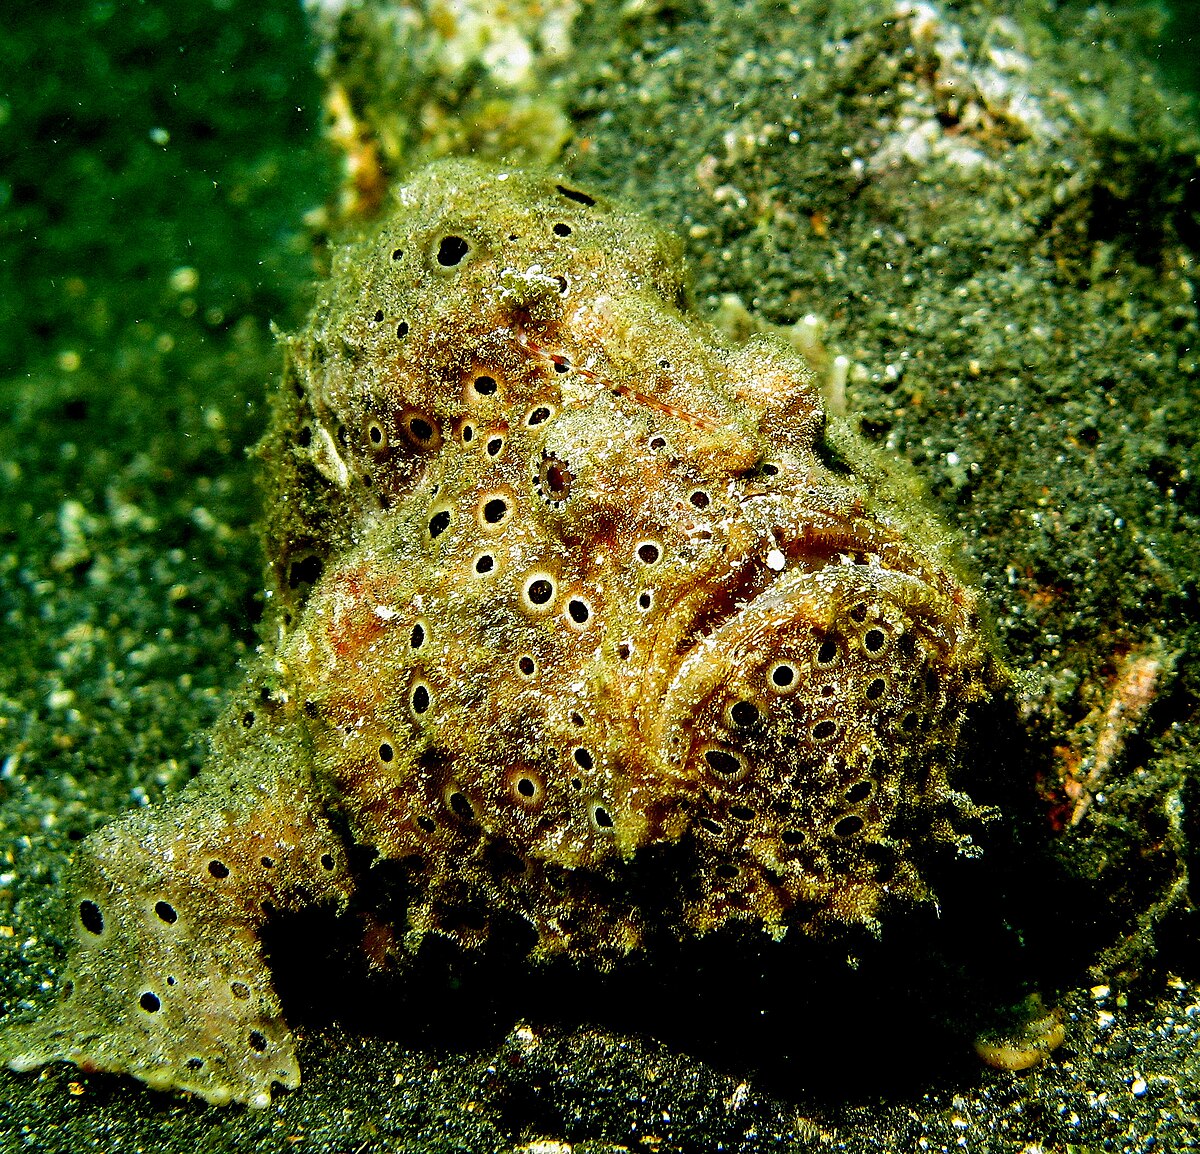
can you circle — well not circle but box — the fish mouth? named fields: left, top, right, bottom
left=670, top=509, right=884, bottom=658
left=656, top=488, right=931, bottom=668
left=641, top=504, right=960, bottom=782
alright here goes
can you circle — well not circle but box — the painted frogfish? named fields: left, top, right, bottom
left=1, top=161, right=996, bottom=1107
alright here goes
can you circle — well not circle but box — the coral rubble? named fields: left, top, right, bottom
left=0, top=160, right=996, bottom=1107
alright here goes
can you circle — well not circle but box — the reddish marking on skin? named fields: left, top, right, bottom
left=515, top=327, right=720, bottom=432
left=359, top=911, right=399, bottom=973
left=324, top=564, right=400, bottom=664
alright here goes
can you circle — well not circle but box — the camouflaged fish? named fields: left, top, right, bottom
left=0, top=160, right=996, bottom=1107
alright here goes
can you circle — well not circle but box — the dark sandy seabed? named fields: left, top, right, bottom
left=1, top=1, right=1198, bottom=1150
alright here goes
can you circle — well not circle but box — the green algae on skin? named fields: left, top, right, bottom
left=0, top=160, right=998, bottom=1108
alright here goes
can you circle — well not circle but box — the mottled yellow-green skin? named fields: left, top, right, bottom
left=0, top=161, right=995, bottom=1108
